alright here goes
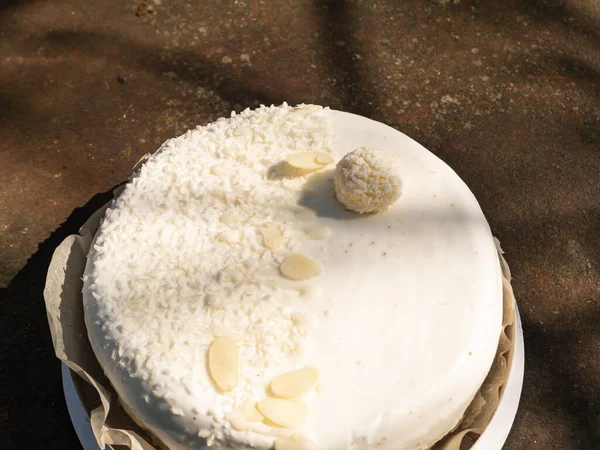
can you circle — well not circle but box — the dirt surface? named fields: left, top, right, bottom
left=1, top=0, right=599, bottom=449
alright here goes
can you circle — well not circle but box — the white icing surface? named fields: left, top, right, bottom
left=83, top=105, right=502, bottom=450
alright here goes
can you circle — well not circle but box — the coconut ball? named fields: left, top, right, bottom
left=333, top=147, right=402, bottom=214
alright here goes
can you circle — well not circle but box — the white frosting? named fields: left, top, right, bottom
left=334, top=147, right=402, bottom=214
left=83, top=105, right=502, bottom=450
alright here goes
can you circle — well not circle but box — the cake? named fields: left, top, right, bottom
left=83, top=104, right=503, bottom=450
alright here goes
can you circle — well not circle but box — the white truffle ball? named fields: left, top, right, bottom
left=333, top=147, right=402, bottom=214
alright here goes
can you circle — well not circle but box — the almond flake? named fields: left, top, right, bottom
left=227, top=409, right=249, bottom=431
left=291, top=312, right=314, bottom=331
left=243, top=401, right=265, bottom=422
left=280, top=254, right=322, bottom=280
left=315, top=153, right=334, bottom=165
left=287, top=152, right=325, bottom=171
left=275, top=437, right=316, bottom=450
left=299, top=284, right=319, bottom=300
left=270, top=367, right=321, bottom=398
left=217, top=230, right=240, bottom=245
left=257, top=398, right=309, bottom=428
left=261, top=223, right=283, bottom=249
left=294, top=207, right=317, bottom=221
left=304, top=224, right=332, bottom=241
left=208, top=336, right=239, bottom=392
left=294, top=104, right=322, bottom=112
left=279, top=205, right=317, bottom=221
left=216, top=266, right=242, bottom=284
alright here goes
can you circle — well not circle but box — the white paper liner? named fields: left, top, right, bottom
left=43, top=188, right=517, bottom=450
left=433, top=254, right=516, bottom=450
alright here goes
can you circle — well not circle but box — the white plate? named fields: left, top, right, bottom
left=62, top=363, right=108, bottom=450
left=62, top=303, right=524, bottom=450
left=471, top=305, right=524, bottom=449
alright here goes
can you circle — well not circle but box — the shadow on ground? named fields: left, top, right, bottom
left=0, top=186, right=121, bottom=449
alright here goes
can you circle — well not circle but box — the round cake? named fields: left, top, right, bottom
left=83, top=104, right=502, bottom=450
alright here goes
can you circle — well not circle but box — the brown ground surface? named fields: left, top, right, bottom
left=1, top=0, right=599, bottom=449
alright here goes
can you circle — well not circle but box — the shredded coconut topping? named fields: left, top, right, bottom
left=84, top=104, right=332, bottom=447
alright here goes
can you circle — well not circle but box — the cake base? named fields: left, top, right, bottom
left=62, top=306, right=524, bottom=450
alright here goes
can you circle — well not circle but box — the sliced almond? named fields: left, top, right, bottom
left=261, top=223, right=283, bottom=249
left=275, top=437, right=317, bottom=450
left=291, top=312, right=314, bottom=331
left=294, top=104, right=322, bottom=112
left=257, top=398, right=309, bottom=428
left=208, top=336, right=239, bottom=392
left=270, top=367, right=321, bottom=399
left=287, top=152, right=326, bottom=171
left=227, top=409, right=249, bottom=431
left=280, top=254, right=322, bottom=281
left=298, top=284, right=319, bottom=300
left=243, top=401, right=265, bottom=422
left=217, top=230, right=241, bottom=245
left=304, top=224, right=332, bottom=241
left=216, top=266, right=242, bottom=284
left=279, top=205, right=317, bottom=221
left=315, top=153, right=334, bottom=165
left=294, top=207, right=317, bottom=221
